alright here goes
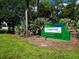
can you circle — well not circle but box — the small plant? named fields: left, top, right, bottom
left=29, top=17, right=49, bottom=35
left=59, top=18, right=71, bottom=24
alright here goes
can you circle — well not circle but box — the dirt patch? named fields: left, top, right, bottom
left=27, top=35, right=79, bottom=49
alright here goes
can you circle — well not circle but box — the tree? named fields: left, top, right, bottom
left=0, top=0, right=26, bottom=33
left=38, top=0, right=52, bottom=17
left=24, top=0, right=29, bottom=37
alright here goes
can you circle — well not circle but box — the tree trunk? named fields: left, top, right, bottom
left=12, top=24, right=15, bottom=34
left=25, top=0, right=29, bottom=37
left=25, top=9, right=29, bottom=37
left=8, top=26, right=11, bottom=33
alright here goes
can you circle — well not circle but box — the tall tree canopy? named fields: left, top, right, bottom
left=0, top=0, right=26, bottom=33
left=0, top=0, right=26, bottom=18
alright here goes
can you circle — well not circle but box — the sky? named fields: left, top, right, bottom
left=49, top=0, right=78, bottom=4
left=49, top=0, right=68, bottom=3
left=76, top=0, right=79, bottom=4
left=48, top=0, right=69, bottom=5
left=63, top=0, right=69, bottom=3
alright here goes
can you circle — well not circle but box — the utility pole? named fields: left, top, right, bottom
left=25, top=0, right=29, bottom=37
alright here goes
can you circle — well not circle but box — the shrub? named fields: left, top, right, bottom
left=29, top=17, right=49, bottom=35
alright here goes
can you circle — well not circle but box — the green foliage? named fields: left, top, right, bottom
left=0, top=0, right=26, bottom=18
left=59, top=2, right=79, bottom=32
left=31, top=17, right=49, bottom=28
left=35, top=17, right=49, bottom=25
left=77, top=21, right=79, bottom=29
left=59, top=18, right=71, bottom=24
left=29, top=17, right=49, bottom=34
left=0, top=0, right=26, bottom=33
left=29, top=0, right=36, bottom=6
left=38, top=1, right=52, bottom=17
left=29, top=0, right=52, bottom=17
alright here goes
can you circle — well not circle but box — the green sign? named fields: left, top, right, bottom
left=41, top=23, right=70, bottom=40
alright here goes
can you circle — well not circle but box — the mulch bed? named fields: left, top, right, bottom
left=27, top=35, right=79, bottom=49
left=27, top=25, right=79, bottom=49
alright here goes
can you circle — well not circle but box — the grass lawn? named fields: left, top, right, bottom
left=0, top=34, right=79, bottom=59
